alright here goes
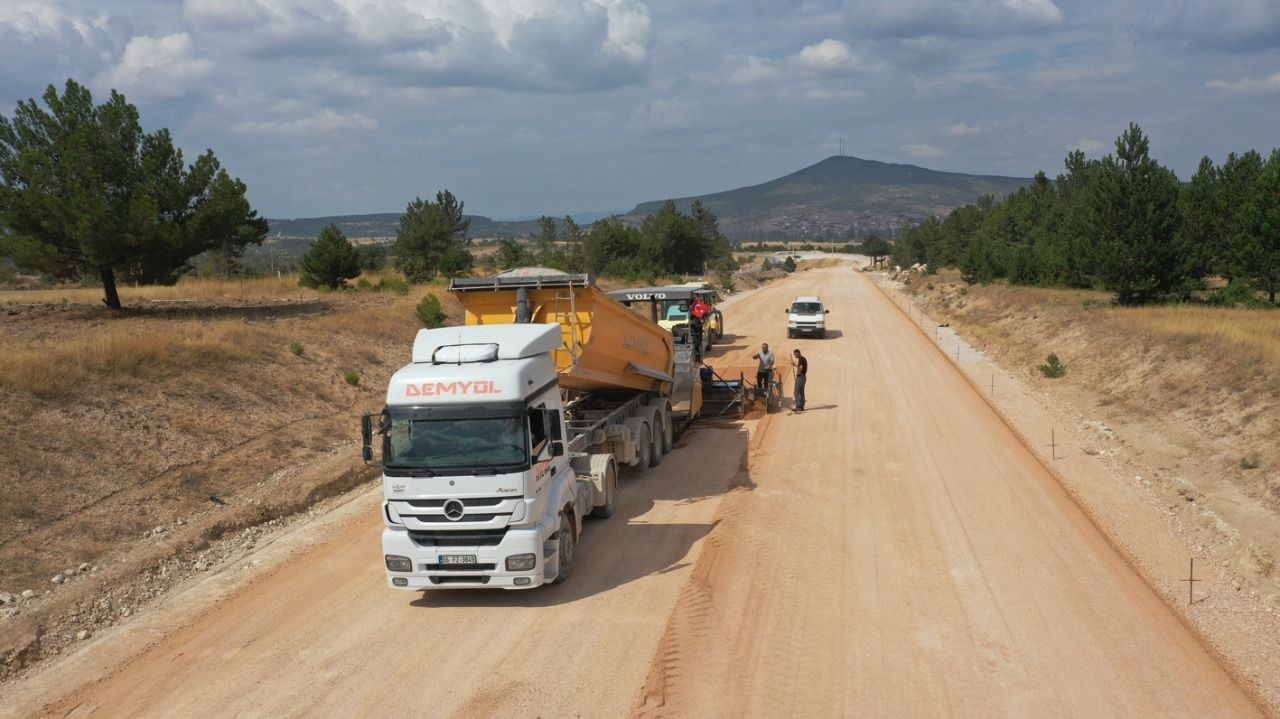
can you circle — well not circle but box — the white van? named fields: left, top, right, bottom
left=787, top=296, right=829, bottom=338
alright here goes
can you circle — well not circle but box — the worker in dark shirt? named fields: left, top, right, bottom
left=791, top=349, right=808, bottom=412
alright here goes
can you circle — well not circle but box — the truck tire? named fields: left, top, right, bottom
left=633, top=423, right=652, bottom=473
left=589, top=461, right=617, bottom=519
left=660, top=403, right=673, bottom=454
left=648, top=411, right=665, bottom=467
left=553, top=513, right=575, bottom=584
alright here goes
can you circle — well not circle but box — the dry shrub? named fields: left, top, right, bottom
left=0, top=320, right=264, bottom=397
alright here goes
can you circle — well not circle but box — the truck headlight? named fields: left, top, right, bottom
left=385, top=555, right=412, bottom=572
left=506, top=553, right=536, bottom=571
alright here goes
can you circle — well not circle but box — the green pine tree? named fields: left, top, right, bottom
left=299, top=224, right=360, bottom=289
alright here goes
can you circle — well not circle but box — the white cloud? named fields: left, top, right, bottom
left=902, top=143, right=944, bottom=159
left=998, top=0, right=1064, bottom=25
left=726, top=55, right=783, bottom=85
left=626, top=98, right=702, bottom=134
left=942, top=121, right=983, bottom=136
left=796, top=39, right=861, bottom=73
left=1154, top=0, right=1280, bottom=50
left=1207, top=70, right=1280, bottom=95
left=233, top=109, right=378, bottom=135
left=1071, top=137, right=1106, bottom=154
left=182, top=0, right=271, bottom=30
left=181, top=0, right=653, bottom=92
left=845, top=0, right=1064, bottom=37
left=97, top=33, right=213, bottom=100
left=0, top=3, right=131, bottom=90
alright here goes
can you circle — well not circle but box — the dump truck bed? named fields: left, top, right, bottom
left=450, top=273, right=676, bottom=395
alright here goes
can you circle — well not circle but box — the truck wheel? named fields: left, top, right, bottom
left=634, top=424, right=652, bottom=473
left=660, top=404, right=673, bottom=454
left=553, top=513, right=575, bottom=584
left=589, top=462, right=616, bottom=519
left=648, top=413, right=665, bottom=467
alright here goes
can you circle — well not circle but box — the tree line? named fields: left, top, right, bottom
left=300, top=197, right=737, bottom=289
left=891, top=123, right=1280, bottom=305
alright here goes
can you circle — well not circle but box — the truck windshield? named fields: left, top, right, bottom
left=385, top=411, right=527, bottom=473
left=791, top=302, right=823, bottom=314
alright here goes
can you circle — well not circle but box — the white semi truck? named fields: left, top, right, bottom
left=363, top=273, right=700, bottom=590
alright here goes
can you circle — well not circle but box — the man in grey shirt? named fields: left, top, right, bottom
left=752, top=343, right=775, bottom=397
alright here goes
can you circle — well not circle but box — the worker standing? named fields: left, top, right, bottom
left=690, top=296, right=710, bottom=360
left=791, top=349, right=807, bottom=412
left=752, top=343, right=775, bottom=398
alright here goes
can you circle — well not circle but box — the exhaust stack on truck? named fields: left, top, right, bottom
left=364, top=272, right=697, bottom=590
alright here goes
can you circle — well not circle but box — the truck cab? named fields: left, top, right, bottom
left=786, top=296, right=829, bottom=338
left=371, top=325, right=595, bottom=590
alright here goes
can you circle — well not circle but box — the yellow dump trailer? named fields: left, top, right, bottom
left=450, top=273, right=676, bottom=395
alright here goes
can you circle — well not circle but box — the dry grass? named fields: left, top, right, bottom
left=1109, top=306, right=1280, bottom=365
left=0, top=320, right=266, bottom=397
left=0, top=272, right=411, bottom=306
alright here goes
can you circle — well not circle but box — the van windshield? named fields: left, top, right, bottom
left=791, top=302, right=823, bottom=314
left=384, top=406, right=528, bottom=474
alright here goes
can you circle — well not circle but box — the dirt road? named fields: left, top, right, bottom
left=6, top=267, right=1264, bottom=717
left=635, top=268, right=1263, bottom=717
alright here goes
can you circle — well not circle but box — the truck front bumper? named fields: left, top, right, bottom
left=382, top=523, right=551, bottom=590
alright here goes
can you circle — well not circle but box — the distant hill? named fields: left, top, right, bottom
left=262, top=156, right=1030, bottom=252
left=626, top=156, right=1030, bottom=241
left=265, top=213, right=541, bottom=242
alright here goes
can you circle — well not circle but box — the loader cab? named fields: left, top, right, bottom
left=607, top=284, right=724, bottom=354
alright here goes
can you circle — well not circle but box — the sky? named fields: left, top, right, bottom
left=1, top=0, right=1278, bottom=220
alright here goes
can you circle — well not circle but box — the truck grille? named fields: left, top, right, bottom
left=409, top=528, right=509, bottom=547
left=412, top=513, right=503, bottom=523
left=429, top=575, right=491, bottom=585
left=405, top=497, right=508, bottom=508
left=422, top=563, right=497, bottom=571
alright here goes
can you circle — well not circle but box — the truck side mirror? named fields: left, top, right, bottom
left=544, top=409, right=563, bottom=442
left=825, top=309, right=830, bottom=314
left=550, top=441, right=565, bottom=458
left=360, top=414, right=383, bottom=468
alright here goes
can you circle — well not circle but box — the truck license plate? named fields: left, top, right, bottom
left=438, top=555, right=477, bottom=565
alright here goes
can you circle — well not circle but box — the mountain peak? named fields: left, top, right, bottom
left=627, top=157, right=1029, bottom=240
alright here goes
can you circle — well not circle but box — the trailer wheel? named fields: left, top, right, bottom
left=633, top=423, right=652, bottom=473
left=589, top=461, right=617, bottom=519
left=660, top=403, right=673, bottom=454
left=553, top=513, right=575, bottom=584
